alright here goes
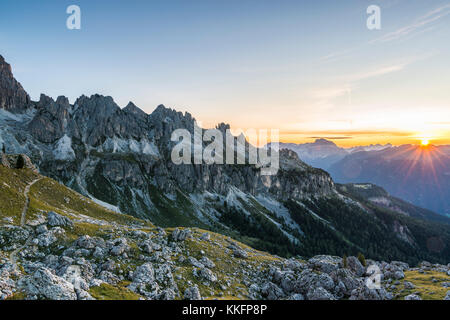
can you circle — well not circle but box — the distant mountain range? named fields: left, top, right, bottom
left=1, top=54, right=450, bottom=266
left=277, top=140, right=450, bottom=217
left=274, top=139, right=392, bottom=170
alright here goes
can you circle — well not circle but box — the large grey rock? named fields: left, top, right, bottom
left=132, top=263, right=155, bottom=285
left=19, top=267, right=77, bottom=300
left=76, top=235, right=96, bottom=249
left=195, top=268, right=217, bottom=283
left=347, top=256, right=365, bottom=277
left=0, top=264, right=16, bottom=300
left=391, top=261, right=409, bottom=271
left=289, top=293, right=304, bottom=300
left=404, top=294, right=421, bottom=300
left=233, top=248, right=248, bottom=259
left=331, top=268, right=363, bottom=297
left=261, top=282, right=284, bottom=300
left=294, top=269, right=334, bottom=294
left=172, top=228, right=192, bottom=242
left=35, top=231, right=58, bottom=247
left=184, top=286, right=202, bottom=300
left=308, top=255, right=342, bottom=274
left=47, top=212, right=74, bottom=228
left=109, top=238, right=129, bottom=256
left=199, top=257, right=215, bottom=269
left=187, top=257, right=204, bottom=268
left=306, top=287, right=335, bottom=300
left=350, top=285, right=392, bottom=300
left=280, top=273, right=296, bottom=293
left=404, top=281, right=415, bottom=290
left=154, top=264, right=176, bottom=288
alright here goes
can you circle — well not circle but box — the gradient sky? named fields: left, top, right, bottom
left=1, top=0, right=449, bottom=146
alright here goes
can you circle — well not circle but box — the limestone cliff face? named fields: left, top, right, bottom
left=0, top=55, right=30, bottom=113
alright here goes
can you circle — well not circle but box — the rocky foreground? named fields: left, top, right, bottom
left=1, top=211, right=450, bottom=300
left=0, top=164, right=449, bottom=301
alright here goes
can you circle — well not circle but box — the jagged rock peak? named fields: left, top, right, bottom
left=37, top=94, right=70, bottom=110
left=38, top=93, right=55, bottom=106
left=279, top=148, right=313, bottom=171
left=150, top=104, right=194, bottom=123
left=0, top=54, right=31, bottom=113
left=124, top=101, right=147, bottom=117
left=74, top=94, right=121, bottom=116
left=151, top=104, right=178, bottom=117
left=56, top=95, right=70, bottom=107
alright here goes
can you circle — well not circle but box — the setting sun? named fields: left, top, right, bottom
left=421, top=139, right=430, bottom=146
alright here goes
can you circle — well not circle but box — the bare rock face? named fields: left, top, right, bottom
left=1, top=154, right=38, bottom=172
left=28, top=94, right=76, bottom=143
left=1, top=153, right=10, bottom=168
left=0, top=55, right=30, bottom=113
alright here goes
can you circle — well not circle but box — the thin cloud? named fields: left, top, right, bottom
left=371, top=4, right=450, bottom=43
left=282, top=130, right=415, bottom=137
left=342, top=52, right=436, bottom=83
left=319, top=4, right=449, bottom=64
left=308, top=136, right=353, bottom=140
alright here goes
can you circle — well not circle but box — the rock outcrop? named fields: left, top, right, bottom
left=0, top=55, right=31, bottom=113
left=0, top=153, right=38, bottom=172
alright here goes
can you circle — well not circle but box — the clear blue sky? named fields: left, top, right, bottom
left=1, top=0, right=449, bottom=146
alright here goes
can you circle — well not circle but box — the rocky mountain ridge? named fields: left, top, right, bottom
left=1, top=54, right=450, bottom=266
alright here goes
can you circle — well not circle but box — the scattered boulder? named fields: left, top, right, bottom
left=110, top=238, right=129, bottom=256
left=199, top=257, right=215, bottom=269
left=184, top=286, right=202, bottom=300
left=132, top=263, right=155, bottom=285
left=346, top=256, right=365, bottom=277
left=404, top=281, right=415, bottom=290
left=444, top=291, right=450, bottom=301
left=36, top=225, right=48, bottom=234
left=261, top=282, right=284, bottom=300
left=306, top=287, right=335, bottom=300
left=187, top=257, right=204, bottom=268
left=172, top=228, right=192, bottom=242
left=289, top=293, right=304, bottom=300
left=35, top=231, right=58, bottom=247
left=47, top=212, right=74, bottom=228
left=308, top=255, right=341, bottom=274
left=195, top=268, right=217, bottom=283
left=75, top=235, right=96, bottom=249
left=404, top=294, right=421, bottom=300
left=200, top=233, right=210, bottom=241
left=349, top=285, right=392, bottom=300
left=331, top=268, right=363, bottom=297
